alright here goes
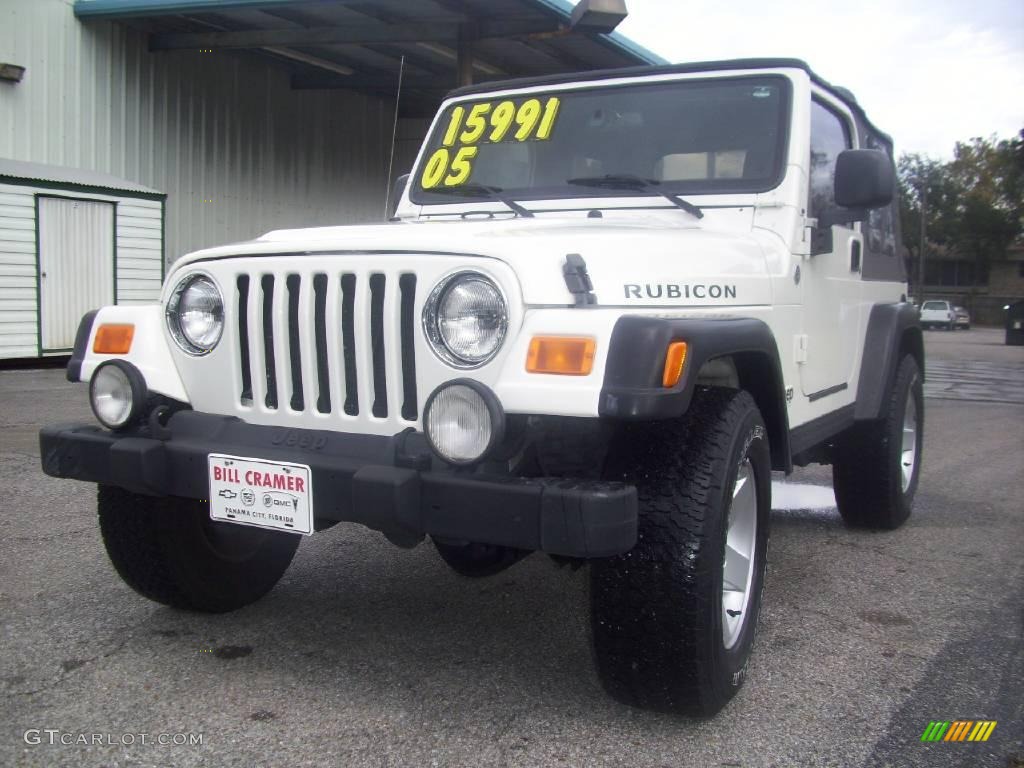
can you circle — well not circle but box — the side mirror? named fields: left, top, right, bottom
left=834, top=149, right=894, bottom=210
left=387, top=173, right=410, bottom=220
left=814, top=149, right=894, bottom=242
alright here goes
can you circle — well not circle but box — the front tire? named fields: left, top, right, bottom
left=98, top=486, right=301, bottom=612
left=590, top=388, right=771, bottom=715
left=832, top=354, right=923, bottom=529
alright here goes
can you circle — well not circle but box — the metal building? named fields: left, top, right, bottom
left=0, top=159, right=165, bottom=357
left=0, top=0, right=662, bottom=359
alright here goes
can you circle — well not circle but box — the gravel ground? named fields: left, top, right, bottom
left=1, top=328, right=1021, bottom=768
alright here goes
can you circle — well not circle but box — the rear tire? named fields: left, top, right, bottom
left=98, top=486, right=301, bottom=612
left=832, top=355, right=923, bottom=529
left=432, top=538, right=529, bottom=578
left=590, top=388, right=771, bottom=715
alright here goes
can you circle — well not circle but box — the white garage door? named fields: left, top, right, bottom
left=38, top=197, right=115, bottom=351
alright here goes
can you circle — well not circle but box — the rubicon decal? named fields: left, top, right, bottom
left=624, top=283, right=738, bottom=300
left=920, top=720, right=997, bottom=742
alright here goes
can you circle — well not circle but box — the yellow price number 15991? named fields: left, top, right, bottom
left=444, top=97, right=561, bottom=146
left=421, top=97, right=561, bottom=189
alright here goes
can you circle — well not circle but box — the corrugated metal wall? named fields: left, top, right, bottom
left=0, top=183, right=37, bottom=357
left=0, top=0, right=400, bottom=266
left=114, top=196, right=163, bottom=303
left=0, top=181, right=164, bottom=357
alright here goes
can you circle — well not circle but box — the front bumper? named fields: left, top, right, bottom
left=39, top=412, right=637, bottom=558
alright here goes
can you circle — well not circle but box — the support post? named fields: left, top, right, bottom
left=457, top=25, right=474, bottom=87
left=917, top=182, right=927, bottom=304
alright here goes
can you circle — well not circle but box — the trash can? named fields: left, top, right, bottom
left=1007, top=300, right=1024, bottom=346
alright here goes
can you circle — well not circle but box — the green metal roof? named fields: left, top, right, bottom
left=73, top=0, right=664, bottom=67
left=73, top=0, right=666, bottom=112
left=0, top=158, right=165, bottom=197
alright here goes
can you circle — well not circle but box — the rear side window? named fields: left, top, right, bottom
left=863, top=133, right=897, bottom=258
left=809, top=100, right=852, bottom=227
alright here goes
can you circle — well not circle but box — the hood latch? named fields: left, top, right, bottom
left=563, top=253, right=597, bottom=307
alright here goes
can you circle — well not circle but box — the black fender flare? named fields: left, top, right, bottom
left=599, top=316, right=791, bottom=472
left=854, top=302, right=924, bottom=421
left=66, top=309, right=98, bottom=383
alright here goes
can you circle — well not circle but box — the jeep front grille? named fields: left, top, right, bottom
left=234, top=270, right=418, bottom=423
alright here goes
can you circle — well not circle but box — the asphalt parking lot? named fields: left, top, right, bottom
left=1, top=327, right=1022, bottom=768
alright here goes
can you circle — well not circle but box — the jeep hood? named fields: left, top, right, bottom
left=177, top=215, right=773, bottom=307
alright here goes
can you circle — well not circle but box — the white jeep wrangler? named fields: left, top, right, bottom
left=41, top=58, right=924, bottom=716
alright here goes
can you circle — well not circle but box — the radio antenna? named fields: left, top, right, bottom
left=384, top=54, right=406, bottom=219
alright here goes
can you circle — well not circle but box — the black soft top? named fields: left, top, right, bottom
left=447, top=58, right=892, bottom=147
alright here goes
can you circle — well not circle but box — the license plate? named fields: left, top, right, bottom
left=208, top=454, right=313, bottom=535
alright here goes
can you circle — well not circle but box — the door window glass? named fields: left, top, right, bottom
left=809, top=100, right=852, bottom=227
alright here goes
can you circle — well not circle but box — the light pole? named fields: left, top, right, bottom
left=917, top=181, right=927, bottom=304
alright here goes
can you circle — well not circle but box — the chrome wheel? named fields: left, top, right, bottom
left=901, top=387, right=918, bottom=493
left=723, top=459, right=757, bottom=650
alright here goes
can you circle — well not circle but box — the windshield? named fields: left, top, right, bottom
left=922, top=301, right=947, bottom=310
left=411, top=75, right=790, bottom=205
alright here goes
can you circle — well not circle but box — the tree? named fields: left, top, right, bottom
left=897, top=153, right=958, bottom=255
left=897, top=130, right=1024, bottom=288
left=948, top=132, right=1024, bottom=267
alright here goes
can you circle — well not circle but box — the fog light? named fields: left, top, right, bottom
left=89, top=360, right=146, bottom=430
left=423, top=380, right=504, bottom=465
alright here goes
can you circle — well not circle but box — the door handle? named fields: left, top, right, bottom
left=850, top=240, right=862, bottom=273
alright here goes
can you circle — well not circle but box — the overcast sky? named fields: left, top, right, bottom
left=609, top=0, right=1024, bottom=159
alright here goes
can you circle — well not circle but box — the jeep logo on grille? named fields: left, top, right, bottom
left=270, top=429, right=327, bottom=451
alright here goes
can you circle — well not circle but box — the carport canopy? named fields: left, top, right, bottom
left=73, top=0, right=666, bottom=116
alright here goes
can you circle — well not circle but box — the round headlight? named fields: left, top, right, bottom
left=166, top=273, right=224, bottom=355
left=89, top=360, right=146, bottom=430
left=423, top=272, right=507, bottom=368
left=424, top=380, right=504, bottom=465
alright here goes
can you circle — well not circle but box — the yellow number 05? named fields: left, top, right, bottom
left=421, top=146, right=478, bottom=188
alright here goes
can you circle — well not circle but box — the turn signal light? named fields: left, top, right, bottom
left=662, top=341, right=688, bottom=388
left=93, top=324, right=135, bottom=354
left=526, top=336, right=596, bottom=375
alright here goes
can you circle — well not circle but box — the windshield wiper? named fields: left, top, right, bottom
left=423, top=183, right=534, bottom=218
left=566, top=174, right=704, bottom=219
